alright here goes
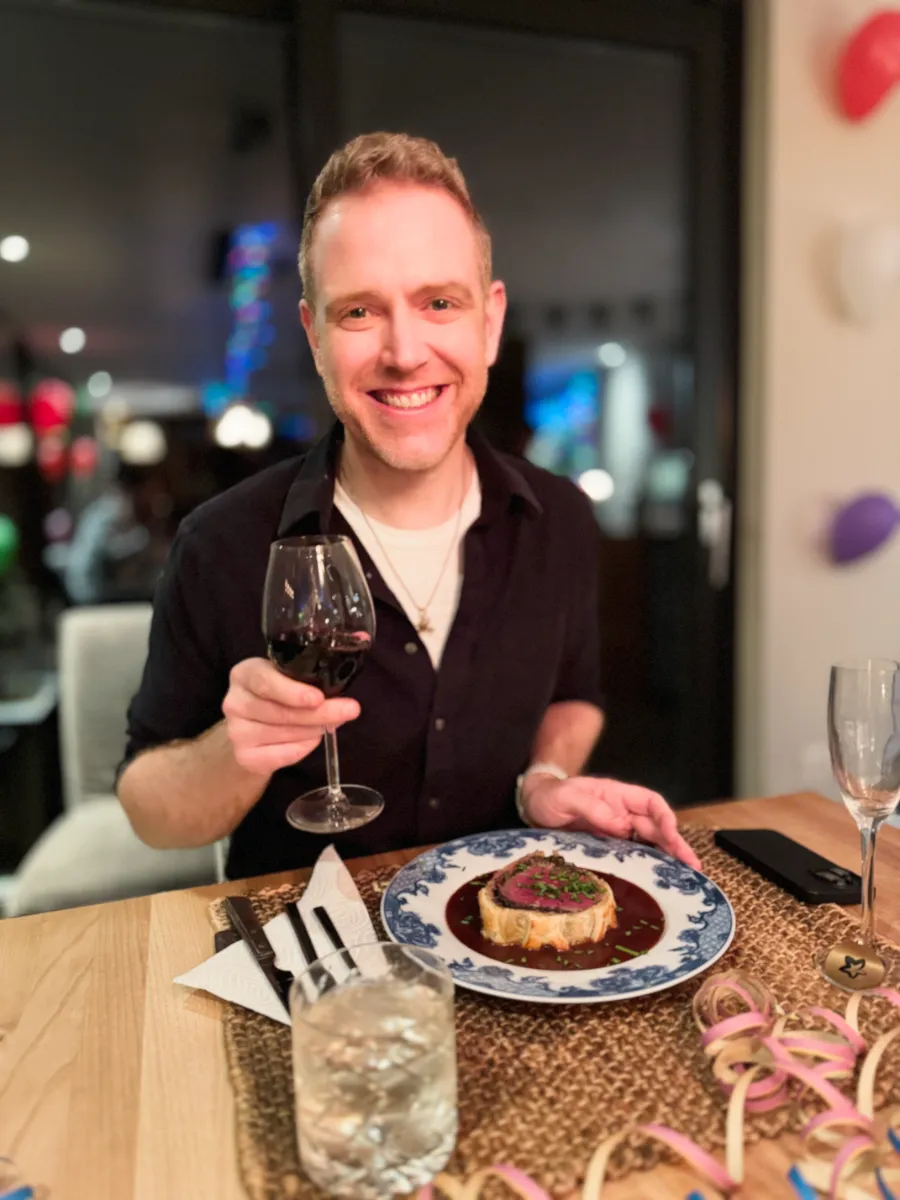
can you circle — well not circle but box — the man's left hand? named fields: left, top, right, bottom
left=521, top=774, right=701, bottom=871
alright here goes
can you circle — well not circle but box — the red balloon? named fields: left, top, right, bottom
left=0, top=381, right=24, bottom=427
left=37, top=434, right=68, bottom=484
left=70, top=435, right=99, bottom=479
left=30, top=378, right=75, bottom=435
left=838, top=10, right=900, bottom=121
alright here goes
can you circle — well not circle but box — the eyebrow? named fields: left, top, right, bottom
left=411, top=281, right=476, bottom=304
left=324, top=280, right=476, bottom=320
left=323, top=291, right=382, bottom=320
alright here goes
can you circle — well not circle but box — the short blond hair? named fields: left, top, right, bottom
left=299, top=131, right=492, bottom=305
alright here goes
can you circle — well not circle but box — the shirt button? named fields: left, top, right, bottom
left=428, top=797, right=441, bottom=809
left=434, top=717, right=445, bottom=732
left=404, top=642, right=418, bottom=655
left=365, top=571, right=373, bottom=580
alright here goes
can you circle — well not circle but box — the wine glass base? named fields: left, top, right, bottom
left=286, top=785, right=384, bottom=835
left=816, top=939, right=887, bottom=992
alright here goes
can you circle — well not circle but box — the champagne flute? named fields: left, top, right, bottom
left=820, top=658, right=900, bottom=990
left=263, top=534, right=383, bottom=834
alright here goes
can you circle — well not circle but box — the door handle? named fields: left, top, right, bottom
left=697, top=479, right=732, bottom=589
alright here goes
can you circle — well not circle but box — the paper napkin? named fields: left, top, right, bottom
left=173, top=844, right=379, bottom=1025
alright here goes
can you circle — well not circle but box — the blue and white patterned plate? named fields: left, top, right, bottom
left=381, top=829, right=734, bottom=1004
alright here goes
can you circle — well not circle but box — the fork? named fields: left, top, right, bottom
left=286, top=903, right=338, bottom=990
left=313, top=905, right=360, bottom=973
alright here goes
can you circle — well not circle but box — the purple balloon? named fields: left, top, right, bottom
left=830, top=492, right=900, bottom=564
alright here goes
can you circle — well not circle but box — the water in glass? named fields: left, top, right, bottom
left=291, top=945, right=457, bottom=1198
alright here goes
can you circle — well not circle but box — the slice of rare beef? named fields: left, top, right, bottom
left=493, top=853, right=606, bottom=913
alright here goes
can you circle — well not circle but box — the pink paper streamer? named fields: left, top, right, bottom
left=417, top=972, right=900, bottom=1199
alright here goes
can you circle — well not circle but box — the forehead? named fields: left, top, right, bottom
left=310, top=181, right=482, bottom=299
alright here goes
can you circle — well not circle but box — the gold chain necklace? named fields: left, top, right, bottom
left=344, top=463, right=468, bottom=636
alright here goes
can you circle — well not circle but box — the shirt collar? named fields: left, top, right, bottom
left=277, top=419, right=542, bottom=538
left=277, top=421, right=341, bottom=537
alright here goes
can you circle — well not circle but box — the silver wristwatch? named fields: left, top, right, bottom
left=514, top=761, right=568, bottom=826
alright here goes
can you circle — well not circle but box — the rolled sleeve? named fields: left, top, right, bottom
left=119, top=523, right=229, bottom=772
left=551, top=491, right=604, bottom=711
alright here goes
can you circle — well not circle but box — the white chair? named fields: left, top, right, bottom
left=4, top=604, right=219, bottom=916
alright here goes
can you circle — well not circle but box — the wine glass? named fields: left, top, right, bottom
left=263, top=534, right=383, bottom=834
left=820, top=658, right=900, bottom=991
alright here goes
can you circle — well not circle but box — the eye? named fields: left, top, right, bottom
left=345, top=306, right=368, bottom=320
left=429, top=297, right=454, bottom=312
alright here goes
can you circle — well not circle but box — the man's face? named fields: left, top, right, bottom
left=300, top=182, right=506, bottom=473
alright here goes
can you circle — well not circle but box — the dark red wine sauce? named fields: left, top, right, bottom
left=446, top=870, right=665, bottom=971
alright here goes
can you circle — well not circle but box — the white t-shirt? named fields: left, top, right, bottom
left=334, top=474, right=482, bottom=669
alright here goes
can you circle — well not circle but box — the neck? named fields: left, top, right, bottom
left=339, top=435, right=471, bottom=530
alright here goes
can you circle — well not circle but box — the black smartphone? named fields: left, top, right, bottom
left=713, top=828, right=862, bottom=905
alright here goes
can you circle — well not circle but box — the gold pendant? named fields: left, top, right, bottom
left=821, top=939, right=887, bottom=991
left=417, top=612, right=434, bottom=634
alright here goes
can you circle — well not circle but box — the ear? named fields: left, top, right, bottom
left=483, top=280, right=508, bottom=368
left=299, top=299, right=323, bottom=372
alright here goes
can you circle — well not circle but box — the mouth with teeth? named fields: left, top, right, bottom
left=368, top=384, right=446, bottom=411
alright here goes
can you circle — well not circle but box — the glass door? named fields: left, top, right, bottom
left=292, top=0, right=742, bottom=806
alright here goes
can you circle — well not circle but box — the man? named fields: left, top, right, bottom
left=117, top=132, right=700, bottom=879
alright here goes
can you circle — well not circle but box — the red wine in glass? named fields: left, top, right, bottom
left=262, top=534, right=383, bottom=834
left=266, top=631, right=371, bottom=697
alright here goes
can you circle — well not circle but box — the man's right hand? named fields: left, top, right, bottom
left=221, top=657, right=361, bottom=777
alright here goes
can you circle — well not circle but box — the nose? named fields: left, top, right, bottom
left=380, top=306, right=428, bottom=375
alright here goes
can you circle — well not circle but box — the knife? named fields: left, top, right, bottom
left=224, top=895, right=292, bottom=1015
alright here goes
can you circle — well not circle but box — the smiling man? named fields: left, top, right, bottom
left=117, top=132, right=700, bottom=878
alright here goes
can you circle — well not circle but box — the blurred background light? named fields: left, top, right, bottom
left=0, top=424, right=34, bottom=468
left=87, top=371, right=113, bottom=399
left=214, top=403, right=272, bottom=449
left=0, top=234, right=29, bottom=263
left=59, top=327, right=86, bottom=354
left=597, top=341, right=628, bottom=368
left=119, top=419, right=167, bottom=465
left=578, top=467, right=615, bottom=502
left=43, top=507, right=74, bottom=542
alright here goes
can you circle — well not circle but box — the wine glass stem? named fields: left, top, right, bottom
left=324, top=727, right=343, bottom=805
left=859, top=820, right=879, bottom=947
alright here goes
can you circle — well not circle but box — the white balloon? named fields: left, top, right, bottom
left=836, top=220, right=900, bottom=326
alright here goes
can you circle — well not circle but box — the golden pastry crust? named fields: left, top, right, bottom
left=477, top=852, right=618, bottom=951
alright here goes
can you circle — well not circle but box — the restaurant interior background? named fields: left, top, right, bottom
left=1, top=0, right=896, bottom=916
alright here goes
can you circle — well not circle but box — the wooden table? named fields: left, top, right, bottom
left=2, top=792, right=898, bottom=1200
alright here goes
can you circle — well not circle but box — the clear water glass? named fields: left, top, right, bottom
left=290, top=941, right=457, bottom=1199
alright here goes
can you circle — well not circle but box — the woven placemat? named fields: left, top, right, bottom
left=208, top=827, right=900, bottom=1200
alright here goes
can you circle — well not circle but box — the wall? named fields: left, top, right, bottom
left=739, top=0, right=900, bottom=800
